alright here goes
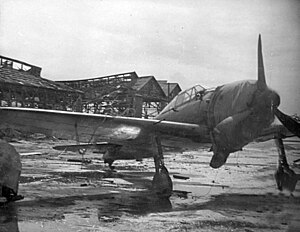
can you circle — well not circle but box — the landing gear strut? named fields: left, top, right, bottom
left=152, top=135, right=173, bottom=198
left=103, top=146, right=121, bottom=170
left=274, top=137, right=299, bottom=194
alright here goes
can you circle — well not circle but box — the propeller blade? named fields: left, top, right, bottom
left=274, top=108, right=300, bottom=138
left=257, top=34, right=267, bottom=91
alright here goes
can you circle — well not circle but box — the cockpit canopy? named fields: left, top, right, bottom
left=160, top=85, right=206, bottom=114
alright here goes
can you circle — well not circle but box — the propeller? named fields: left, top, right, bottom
left=257, top=34, right=267, bottom=91
left=257, top=35, right=299, bottom=138
left=210, top=35, right=298, bottom=182
left=210, top=35, right=278, bottom=169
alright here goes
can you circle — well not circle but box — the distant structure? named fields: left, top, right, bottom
left=0, top=55, right=82, bottom=110
left=58, top=72, right=171, bottom=118
left=0, top=55, right=181, bottom=118
left=157, top=80, right=182, bottom=102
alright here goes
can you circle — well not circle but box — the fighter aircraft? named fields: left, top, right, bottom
left=0, top=35, right=299, bottom=198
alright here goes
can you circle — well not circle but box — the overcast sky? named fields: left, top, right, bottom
left=1, top=0, right=299, bottom=114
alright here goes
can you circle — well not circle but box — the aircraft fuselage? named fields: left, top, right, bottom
left=156, top=79, right=279, bottom=168
left=156, top=85, right=215, bottom=126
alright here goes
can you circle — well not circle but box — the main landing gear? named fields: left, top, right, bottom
left=101, top=136, right=173, bottom=198
left=103, top=146, right=121, bottom=170
left=274, top=137, right=299, bottom=195
left=152, top=135, right=173, bottom=199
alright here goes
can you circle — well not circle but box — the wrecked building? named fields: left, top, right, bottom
left=0, top=55, right=82, bottom=110
left=58, top=72, right=171, bottom=118
left=0, top=55, right=181, bottom=118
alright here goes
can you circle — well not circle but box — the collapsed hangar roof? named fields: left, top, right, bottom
left=0, top=55, right=81, bottom=93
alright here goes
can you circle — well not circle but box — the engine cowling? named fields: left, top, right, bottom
left=208, top=80, right=280, bottom=168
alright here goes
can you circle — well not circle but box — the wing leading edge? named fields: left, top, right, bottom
left=0, top=107, right=208, bottom=143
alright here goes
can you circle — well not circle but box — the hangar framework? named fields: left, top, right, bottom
left=0, top=55, right=181, bottom=118
left=58, top=72, right=169, bottom=118
left=0, top=55, right=82, bottom=110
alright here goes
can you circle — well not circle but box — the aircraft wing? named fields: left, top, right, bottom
left=274, top=108, right=300, bottom=138
left=0, top=107, right=208, bottom=144
left=255, top=124, right=293, bottom=142
left=255, top=109, right=300, bottom=143
left=255, top=108, right=300, bottom=142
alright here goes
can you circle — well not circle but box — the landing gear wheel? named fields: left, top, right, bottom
left=104, top=158, right=115, bottom=170
left=152, top=165, right=173, bottom=199
left=0, top=186, right=24, bottom=205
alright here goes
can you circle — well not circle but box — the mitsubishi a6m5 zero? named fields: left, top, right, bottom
left=0, top=35, right=299, bottom=199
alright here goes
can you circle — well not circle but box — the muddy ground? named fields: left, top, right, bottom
left=0, top=138, right=300, bottom=232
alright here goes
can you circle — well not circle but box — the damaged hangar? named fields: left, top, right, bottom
left=58, top=72, right=179, bottom=118
left=0, top=55, right=82, bottom=110
left=0, top=55, right=181, bottom=118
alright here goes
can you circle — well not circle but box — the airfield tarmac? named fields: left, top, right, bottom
left=0, top=137, right=299, bottom=232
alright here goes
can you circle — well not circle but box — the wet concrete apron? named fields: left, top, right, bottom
left=0, top=139, right=299, bottom=232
